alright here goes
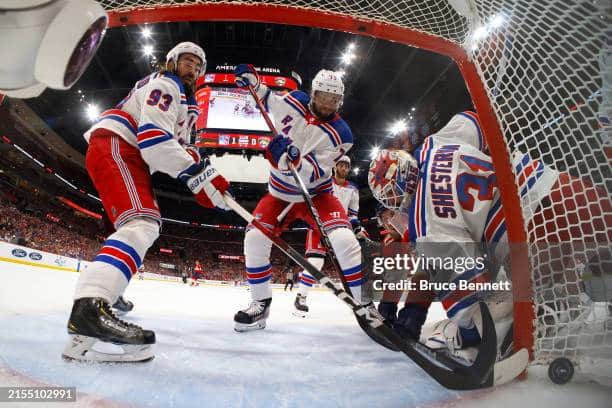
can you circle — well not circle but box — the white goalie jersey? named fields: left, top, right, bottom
left=408, top=112, right=559, bottom=250
left=84, top=71, right=200, bottom=178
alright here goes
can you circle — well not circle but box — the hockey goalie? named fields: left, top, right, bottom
left=368, top=111, right=611, bottom=382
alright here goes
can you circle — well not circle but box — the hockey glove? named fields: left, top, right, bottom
left=394, top=303, right=428, bottom=341
left=234, top=64, right=260, bottom=90
left=354, top=225, right=369, bottom=240
left=265, top=134, right=301, bottom=170
left=178, top=156, right=231, bottom=211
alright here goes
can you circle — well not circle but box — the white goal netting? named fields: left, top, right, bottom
left=98, top=0, right=612, bottom=371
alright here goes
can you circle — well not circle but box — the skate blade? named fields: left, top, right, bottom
left=292, top=310, right=308, bottom=318
left=62, top=335, right=154, bottom=363
left=234, top=321, right=266, bottom=332
left=111, top=309, right=128, bottom=317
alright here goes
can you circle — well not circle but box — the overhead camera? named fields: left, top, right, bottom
left=0, top=0, right=108, bottom=98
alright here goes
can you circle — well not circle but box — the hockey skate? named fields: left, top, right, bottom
left=234, top=298, right=272, bottom=332
left=293, top=294, right=309, bottom=318
left=111, top=295, right=134, bottom=316
left=62, top=297, right=155, bottom=363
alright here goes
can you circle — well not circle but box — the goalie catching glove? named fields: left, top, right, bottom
left=179, top=148, right=231, bottom=211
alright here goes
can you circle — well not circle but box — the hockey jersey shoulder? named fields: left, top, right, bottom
left=319, top=115, right=353, bottom=148
left=283, top=90, right=310, bottom=118
left=288, top=90, right=310, bottom=105
left=430, top=111, right=487, bottom=154
left=156, top=72, right=185, bottom=94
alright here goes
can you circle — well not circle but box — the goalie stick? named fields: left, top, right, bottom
left=241, top=85, right=528, bottom=388
left=223, top=192, right=505, bottom=390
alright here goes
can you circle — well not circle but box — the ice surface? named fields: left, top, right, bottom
left=0, top=261, right=610, bottom=408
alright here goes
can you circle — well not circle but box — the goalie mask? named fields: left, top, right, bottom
left=368, top=149, right=420, bottom=211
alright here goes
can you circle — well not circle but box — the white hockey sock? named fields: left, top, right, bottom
left=74, top=218, right=159, bottom=303
left=328, top=227, right=363, bottom=303
left=244, top=227, right=273, bottom=300
left=297, top=257, right=324, bottom=297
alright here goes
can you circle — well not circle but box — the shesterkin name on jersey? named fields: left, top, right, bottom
left=413, top=140, right=461, bottom=221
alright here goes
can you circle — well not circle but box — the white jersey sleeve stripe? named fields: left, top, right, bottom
left=319, top=122, right=342, bottom=147
left=284, top=94, right=307, bottom=117
left=413, top=137, right=434, bottom=239
left=137, top=123, right=173, bottom=149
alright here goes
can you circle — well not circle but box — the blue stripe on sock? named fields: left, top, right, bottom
left=105, top=239, right=142, bottom=267
left=94, top=254, right=132, bottom=282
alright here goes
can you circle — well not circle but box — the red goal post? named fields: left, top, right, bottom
left=99, top=0, right=611, bottom=372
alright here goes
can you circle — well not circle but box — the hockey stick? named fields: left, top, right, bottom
left=224, top=192, right=499, bottom=390
left=243, top=84, right=507, bottom=382
left=244, top=84, right=345, bottom=285
left=241, top=84, right=514, bottom=388
left=244, top=84, right=398, bottom=351
left=283, top=161, right=405, bottom=351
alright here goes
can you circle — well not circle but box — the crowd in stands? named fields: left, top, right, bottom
left=0, top=194, right=340, bottom=283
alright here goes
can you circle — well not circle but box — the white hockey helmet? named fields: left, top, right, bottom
left=311, top=69, right=344, bottom=110
left=166, top=41, right=207, bottom=77
left=337, top=155, right=351, bottom=166
left=312, top=69, right=345, bottom=96
left=368, top=149, right=420, bottom=211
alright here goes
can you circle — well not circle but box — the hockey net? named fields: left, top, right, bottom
left=98, top=0, right=612, bottom=373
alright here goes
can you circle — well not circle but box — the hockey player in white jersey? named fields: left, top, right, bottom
left=232, top=65, right=367, bottom=331
left=368, top=118, right=511, bottom=358
left=369, top=111, right=611, bottom=360
left=62, top=42, right=231, bottom=362
left=293, top=154, right=362, bottom=316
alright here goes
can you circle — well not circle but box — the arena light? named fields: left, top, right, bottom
left=411, top=107, right=416, bottom=112
left=352, top=167, right=360, bottom=175
left=341, top=52, right=355, bottom=65
left=337, top=70, right=346, bottom=77
left=347, top=43, right=356, bottom=50
left=490, top=14, right=505, bottom=29
left=473, top=26, right=488, bottom=41
left=86, top=103, right=100, bottom=121
left=141, top=26, right=152, bottom=38
left=87, top=193, right=102, bottom=202
left=389, top=119, right=407, bottom=135
left=143, top=44, right=154, bottom=56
